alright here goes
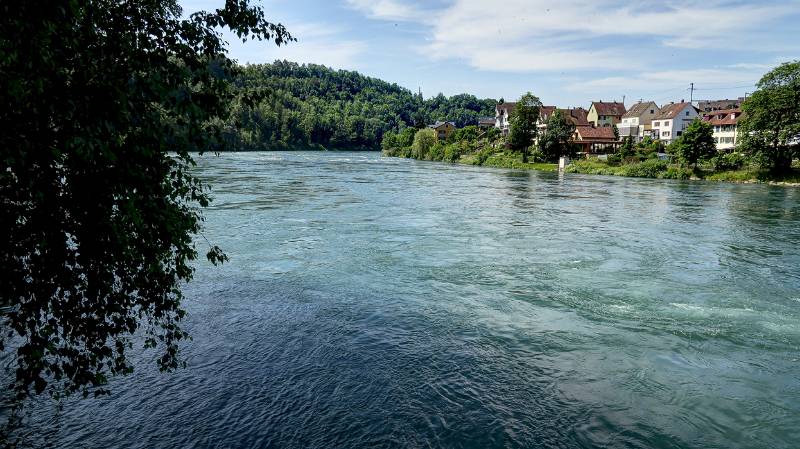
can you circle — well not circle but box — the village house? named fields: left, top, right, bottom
left=539, top=107, right=589, bottom=127
left=587, top=101, right=627, bottom=127
left=477, top=116, right=495, bottom=130
left=650, top=102, right=699, bottom=144
left=698, top=98, right=744, bottom=113
left=537, top=106, right=589, bottom=140
left=618, top=101, right=659, bottom=142
left=495, top=102, right=516, bottom=136
left=573, top=125, right=619, bottom=154
left=702, top=109, right=743, bottom=151
left=428, top=121, right=456, bottom=141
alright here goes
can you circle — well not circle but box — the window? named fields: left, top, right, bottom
left=685, top=111, right=690, bottom=116
left=662, top=131, right=669, bottom=137
left=677, top=131, right=682, bottom=136
left=653, top=121, right=659, bottom=127
left=650, top=109, right=654, bottom=114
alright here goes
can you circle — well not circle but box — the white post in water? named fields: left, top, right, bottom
left=558, top=156, right=570, bottom=171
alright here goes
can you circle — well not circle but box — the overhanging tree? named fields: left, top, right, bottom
left=508, top=92, right=542, bottom=162
left=0, top=0, right=291, bottom=400
left=739, top=60, right=800, bottom=171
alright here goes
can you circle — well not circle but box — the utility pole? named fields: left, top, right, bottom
left=690, top=82, right=694, bottom=104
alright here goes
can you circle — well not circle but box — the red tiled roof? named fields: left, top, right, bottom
left=566, top=107, right=590, bottom=125
left=540, top=107, right=589, bottom=126
left=496, top=102, right=516, bottom=112
left=702, top=109, right=743, bottom=126
left=575, top=125, right=616, bottom=140
left=591, top=101, right=626, bottom=116
left=539, top=106, right=557, bottom=119
left=655, top=102, right=697, bottom=120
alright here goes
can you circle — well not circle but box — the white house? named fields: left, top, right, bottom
left=702, top=109, right=742, bottom=151
left=651, top=102, right=699, bottom=144
left=495, top=102, right=516, bottom=136
left=619, top=101, right=659, bottom=142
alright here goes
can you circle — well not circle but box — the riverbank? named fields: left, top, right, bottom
left=389, top=149, right=800, bottom=186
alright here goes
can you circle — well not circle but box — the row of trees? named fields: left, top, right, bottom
left=226, top=61, right=497, bottom=150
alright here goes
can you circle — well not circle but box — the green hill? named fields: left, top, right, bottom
left=227, top=60, right=496, bottom=150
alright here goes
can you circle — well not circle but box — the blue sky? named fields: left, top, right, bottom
left=183, top=0, right=800, bottom=108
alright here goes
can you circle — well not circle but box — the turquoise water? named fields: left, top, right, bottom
left=8, top=151, right=800, bottom=448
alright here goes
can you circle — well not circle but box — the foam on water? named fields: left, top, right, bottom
left=4, top=151, right=800, bottom=449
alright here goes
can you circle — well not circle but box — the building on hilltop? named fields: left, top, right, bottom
left=428, top=121, right=456, bottom=141
left=702, top=109, right=743, bottom=151
left=587, top=101, right=627, bottom=127
left=619, top=101, right=659, bottom=143
left=650, top=102, right=699, bottom=144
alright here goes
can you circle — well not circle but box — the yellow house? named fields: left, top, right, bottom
left=428, top=121, right=456, bottom=141
left=587, top=101, right=627, bottom=127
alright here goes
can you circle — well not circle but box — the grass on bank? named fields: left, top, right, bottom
left=383, top=135, right=800, bottom=185
left=566, top=159, right=800, bottom=184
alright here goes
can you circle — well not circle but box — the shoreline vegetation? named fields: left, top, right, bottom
left=386, top=148, right=800, bottom=186
left=381, top=128, right=800, bottom=186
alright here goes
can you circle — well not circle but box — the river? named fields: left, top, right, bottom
left=7, top=151, right=800, bottom=448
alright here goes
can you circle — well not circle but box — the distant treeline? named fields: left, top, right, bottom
left=224, top=61, right=496, bottom=150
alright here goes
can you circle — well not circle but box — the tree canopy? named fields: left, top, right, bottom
left=740, top=60, right=800, bottom=170
left=508, top=92, right=542, bottom=162
left=538, top=110, right=576, bottom=161
left=0, top=0, right=291, bottom=401
left=672, top=119, right=716, bottom=167
left=228, top=62, right=496, bottom=150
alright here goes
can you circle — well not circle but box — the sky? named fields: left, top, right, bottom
left=183, top=0, right=800, bottom=108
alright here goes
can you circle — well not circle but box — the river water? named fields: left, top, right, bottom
left=7, top=151, right=800, bottom=448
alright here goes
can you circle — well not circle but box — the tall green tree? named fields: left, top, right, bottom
left=412, top=128, right=437, bottom=160
left=538, top=110, right=576, bottom=161
left=0, top=0, right=291, bottom=401
left=508, top=92, right=542, bottom=162
left=672, top=119, right=717, bottom=167
left=739, top=61, right=800, bottom=171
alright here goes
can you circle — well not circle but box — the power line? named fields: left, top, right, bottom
left=692, top=84, right=755, bottom=91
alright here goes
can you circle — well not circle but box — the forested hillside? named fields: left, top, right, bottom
left=227, top=61, right=496, bottom=150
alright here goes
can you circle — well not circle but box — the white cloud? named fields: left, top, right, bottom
left=564, top=67, right=763, bottom=105
left=344, top=0, right=427, bottom=21
left=347, top=0, right=799, bottom=73
left=225, top=22, right=366, bottom=69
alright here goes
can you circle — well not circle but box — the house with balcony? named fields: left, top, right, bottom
left=702, top=109, right=743, bottom=151
left=587, top=101, right=627, bottom=127
left=428, top=121, right=456, bottom=141
left=495, top=102, right=516, bottom=136
left=650, top=102, right=699, bottom=144
left=618, top=101, right=659, bottom=142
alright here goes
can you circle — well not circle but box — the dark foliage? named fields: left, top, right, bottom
left=227, top=61, right=497, bottom=150
left=0, top=0, right=290, bottom=401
